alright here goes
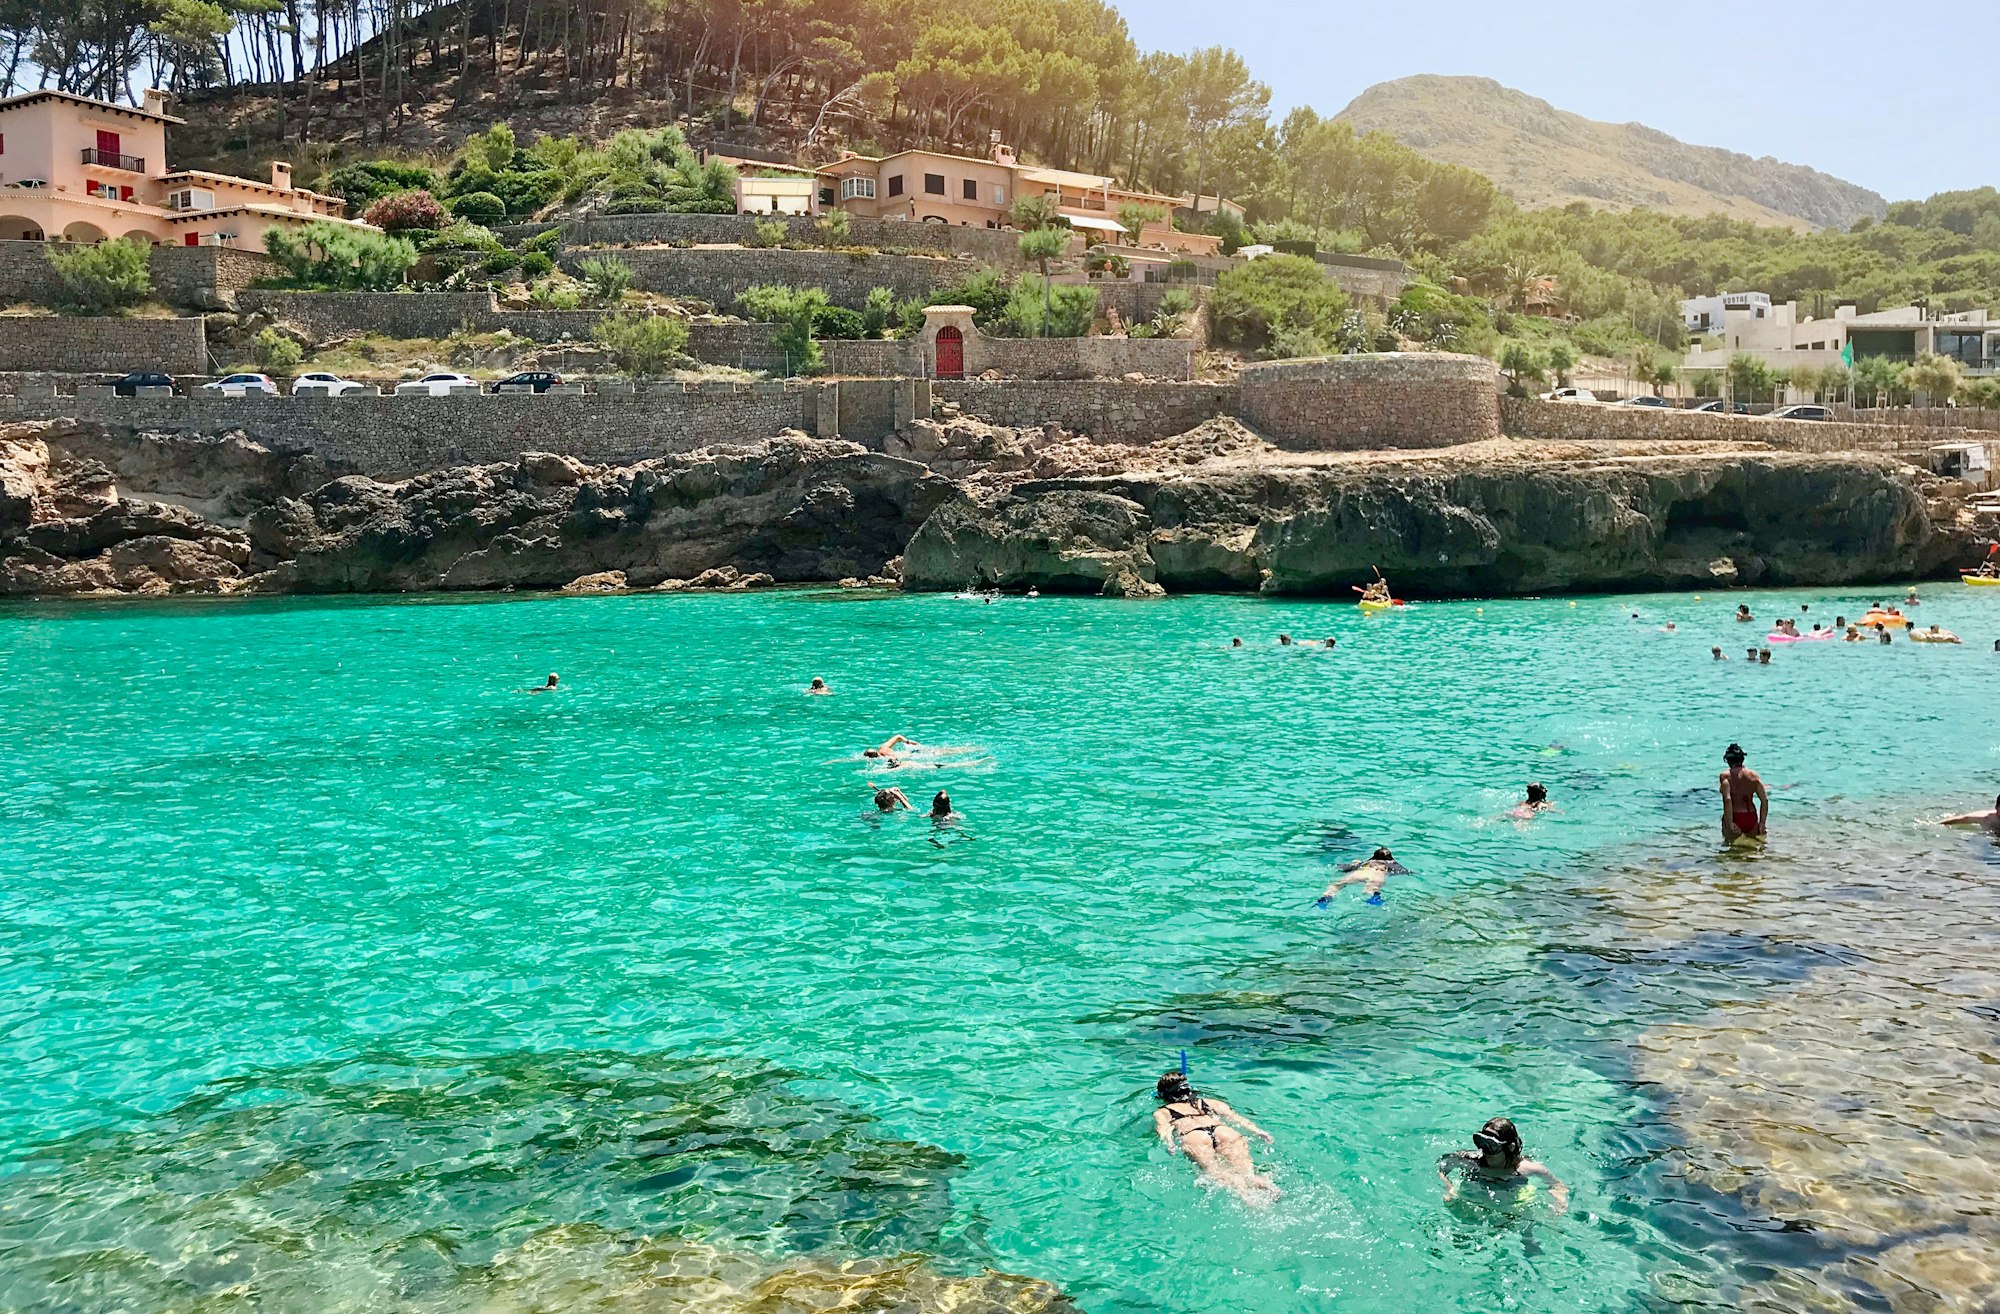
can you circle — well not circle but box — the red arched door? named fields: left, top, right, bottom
left=935, top=325, right=964, bottom=379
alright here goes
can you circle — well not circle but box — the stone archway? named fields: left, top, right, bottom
left=0, top=216, right=45, bottom=240
left=121, top=229, right=157, bottom=244
left=60, top=221, right=108, bottom=243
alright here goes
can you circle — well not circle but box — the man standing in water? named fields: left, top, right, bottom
left=1720, top=743, right=1768, bottom=844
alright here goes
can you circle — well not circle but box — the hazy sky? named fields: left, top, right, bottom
left=1118, top=0, right=1996, bottom=203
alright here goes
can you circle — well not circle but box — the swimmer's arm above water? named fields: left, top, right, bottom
left=1520, top=1158, right=1568, bottom=1215
left=1210, top=1098, right=1274, bottom=1145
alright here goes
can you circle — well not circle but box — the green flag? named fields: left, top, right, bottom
left=1841, top=341, right=1853, bottom=367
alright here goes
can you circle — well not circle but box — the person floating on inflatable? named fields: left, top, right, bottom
left=1317, top=847, right=1410, bottom=906
left=1354, top=567, right=1399, bottom=611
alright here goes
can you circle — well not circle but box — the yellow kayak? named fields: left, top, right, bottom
left=1964, top=575, right=2000, bottom=587
left=1358, top=598, right=1402, bottom=612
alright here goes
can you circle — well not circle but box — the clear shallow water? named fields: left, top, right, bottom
left=2, top=586, right=1998, bottom=1313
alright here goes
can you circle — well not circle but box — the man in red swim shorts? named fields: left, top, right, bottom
left=1719, top=743, right=1768, bottom=844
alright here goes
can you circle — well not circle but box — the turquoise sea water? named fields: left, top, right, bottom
left=3, top=586, right=1999, bottom=1313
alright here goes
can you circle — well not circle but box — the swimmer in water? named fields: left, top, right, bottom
left=1153, top=1071, right=1279, bottom=1206
left=1905, top=588, right=1921, bottom=606
left=929, top=789, right=957, bottom=822
left=1775, top=618, right=1800, bottom=638
left=863, top=734, right=921, bottom=760
left=1736, top=604, right=1754, bottom=623
left=1323, top=637, right=1338, bottom=648
left=1921, top=624, right=1963, bottom=644
left=1663, top=621, right=1677, bottom=633
left=1316, top=847, right=1410, bottom=906
left=524, top=673, right=559, bottom=693
left=1745, top=647, right=1758, bottom=661
left=1941, top=795, right=2000, bottom=833
left=873, top=786, right=912, bottom=812
left=807, top=677, right=831, bottom=695
left=1712, top=646, right=1726, bottom=660
left=1845, top=626, right=1863, bottom=642
left=1879, top=628, right=1893, bottom=645
left=1278, top=634, right=1294, bottom=646
left=1720, top=742, right=1768, bottom=844
left=1511, top=783, right=1552, bottom=818
left=1438, top=1117, right=1568, bottom=1214
left=1759, top=649, right=1773, bottom=664
left=1232, top=638, right=1244, bottom=648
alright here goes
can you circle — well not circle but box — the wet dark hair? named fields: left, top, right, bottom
left=1472, top=1116, right=1522, bottom=1165
left=1372, top=846, right=1394, bottom=861
left=1525, top=783, right=1547, bottom=804
left=1156, top=1072, right=1196, bottom=1104
left=931, top=790, right=951, bottom=815
left=1724, top=743, right=1746, bottom=765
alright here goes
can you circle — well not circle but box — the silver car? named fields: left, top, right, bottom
left=291, top=371, right=372, bottom=397
left=394, top=372, right=480, bottom=397
left=201, top=372, right=278, bottom=397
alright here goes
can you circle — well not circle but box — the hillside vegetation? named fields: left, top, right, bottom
left=1336, top=76, right=1886, bottom=232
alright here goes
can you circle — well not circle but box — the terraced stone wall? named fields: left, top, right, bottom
left=557, top=247, right=976, bottom=310
left=935, top=380, right=1237, bottom=442
left=1500, top=397, right=2000, bottom=455
left=1239, top=354, right=1501, bottom=450
left=0, top=314, right=206, bottom=373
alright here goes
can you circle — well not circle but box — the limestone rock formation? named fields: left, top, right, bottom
left=904, top=451, right=1975, bottom=595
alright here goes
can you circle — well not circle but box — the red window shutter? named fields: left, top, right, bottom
left=96, top=129, right=120, bottom=156
left=120, top=186, right=133, bottom=201
left=184, top=232, right=199, bottom=246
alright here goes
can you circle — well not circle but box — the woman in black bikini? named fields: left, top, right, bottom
left=1151, top=1072, right=1279, bottom=1205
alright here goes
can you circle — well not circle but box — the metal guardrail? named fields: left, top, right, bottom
left=80, top=147, right=145, bottom=172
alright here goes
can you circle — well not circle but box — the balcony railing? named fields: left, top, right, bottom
left=81, top=147, right=145, bottom=172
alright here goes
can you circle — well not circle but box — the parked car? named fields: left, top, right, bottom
left=201, top=372, right=278, bottom=397
left=1765, top=404, right=1833, bottom=422
left=1691, top=400, right=1751, bottom=414
left=108, top=371, right=176, bottom=396
left=292, top=371, right=372, bottom=397
left=489, top=371, right=563, bottom=394
left=1543, top=387, right=1599, bottom=403
left=1614, top=395, right=1674, bottom=408
left=394, top=372, right=480, bottom=397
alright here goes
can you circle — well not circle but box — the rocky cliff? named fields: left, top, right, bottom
left=902, top=445, right=1978, bottom=597
left=0, top=419, right=1983, bottom=600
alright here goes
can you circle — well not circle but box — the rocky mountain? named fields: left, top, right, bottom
left=1334, top=75, right=1886, bottom=231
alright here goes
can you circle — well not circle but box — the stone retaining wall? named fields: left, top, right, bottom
left=503, top=213, right=1028, bottom=265
left=0, top=387, right=815, bottom=476
left=1500, top=397, right=2000, bottom=454
left=1240, top=354, right=1500, bottom=450
left=936, top=381, right=1237, bottom=442
left=558, top=247, right=974, bottom=310
left=0, top=241, right=274, bottom=310
left=962, top=330, right=1193, bottom=381
left=822, top=339, right=925, bottom=376
left=0, top=314, right=207, bottom=373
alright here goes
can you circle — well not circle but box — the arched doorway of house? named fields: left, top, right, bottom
left=61, top=221, right=107, bottom=243
left=121, top=229, right=156, bottom=244
left=0, top=216, right=43, bottom=241
left=934, top=325, right=964, bottom=379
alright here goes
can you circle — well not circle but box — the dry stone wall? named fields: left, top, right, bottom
left=962, top=330, right=1193, bottom=381
left=0, top=314, right=206, bottom=373
left=504, top=213, right=1028, bottom=265
left=0, top=386, right=815, bottom=476
left=0, top=241, right=273, bottom=310
left=1500, top=397, right=2000, bottom=454
left=936, top=381, right=1237, bottom=442
left=1240, top=354, right=1501, bottom=451
left=558, top=247, right=975, bottom=309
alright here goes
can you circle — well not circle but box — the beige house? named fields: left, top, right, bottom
left=1682, top=292, right=2000, bottom=377
left=0, top=89, right=363, bottom=249
left=815, top=141, right=1221, bottom=256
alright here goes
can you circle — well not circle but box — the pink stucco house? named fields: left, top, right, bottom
left=0, top=88, right=368, bottom=248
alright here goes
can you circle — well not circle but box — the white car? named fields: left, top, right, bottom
left=291, top=371, right=371, bottom=397
left=201, top=372, right=278, bottom=397
left=1543, top=387, right=1599, bottom=403
left=394, top=372, right=480, bottom=397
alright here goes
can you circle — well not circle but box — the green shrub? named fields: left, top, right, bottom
left=449, top=191, right=506, bottom=225
left=862, top=287, right=896, bottom=338
left=527, top=278, right=582, bottom=311
left=46, top=237, right=152, bottom=313
left=1002, top=276, right=1096, bottom=338
left=814, top=209, right=852, bottom=242
left=591, top=312, right=690, bottom=377
left=1499, top=342, right=1548, bottom=395
left=1212, top=254, right=1348, bottom=354
left=521, top=227, right=564, bottom=254
left=264, top=222, right=418, bottom=291
left=752, top=219, right=789, bottom=248
left=420, top=219, right=505, bottom=255
left=322, top=160, right=440, bottom=215
left=520, top=251, right=554, bottom=277
left=1166, top=259, right=1199, bottom=281
left=250, top=327, right=303, bottom=373
left=481, top=250, right=521, bottom=276
left=738, top=284, right=830, bottom=373
left=577, top=256, right=634, bottom=307
left=932, top=266, right=1009, bottom=325
left=1116, top=203, right=1167, bottom=239
left=813, top=305, right=866, bottom=339
left=1268, top=325, right=1329, bottom=359
left=603, top=198, right=670, bottom=216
